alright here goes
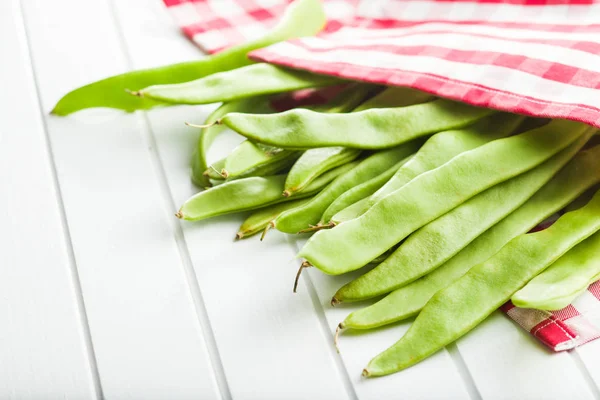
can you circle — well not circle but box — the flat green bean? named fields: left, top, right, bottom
left=135, top=63, right=342, bottom=105
left=330, top=113, right=525, bottom=223
left=51, top=0, right=325, bottom=115
left=334, top=131, right=592, bottom=302
left=178, top=162, right=356, bottom=221
left=512, top=231, right=600, bottom=310
left=284, top=148, right=362, bottom=196
left=340, top=144, right=600, bottom=330
left=321, top=157, right=411, bottom=224
left=224, top=142, right=300, bottom=180
left=273, top=142, right=422, bottom=233
left=236, top=197, right=312, bottom=239
left=282, top=87, right=429, bottom=195
left=192, top=97, right=274, bottom=187
left=220, top=98, right=495, bottom=149
left=364, top=188, right=600, bottom=377
left=298, top=119, right=589, bottom=275
left=224, top=84, right=377, bottom=185
left=352, top=87, right=432, bottom=112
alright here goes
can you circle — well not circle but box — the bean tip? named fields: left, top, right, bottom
left=175, top=211, right=184, bottom=219
left=235, top=232, right=243, bottom=240
left=293, top=261, right=312, bottom=293
left=331, top=296, right=341, bottom=307
left=185, top=121, right=217, bottom=129
left=362, top=369, right=370, bottom=378
left=125, top=88, right=143, bottom=97
left=260, top=222, right=274, bottom=241
left=334, top=323, right=343, bottom=353
left=220, top=169, right=230, bottom=179
left=282, top=190, right=292, bottom=197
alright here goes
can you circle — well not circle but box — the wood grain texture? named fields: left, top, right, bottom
left=108, top=0, right=355, bottom=398
left=0, top=1, right=98, bottom=398
left=20, top=0, right=222, bottom=398
left=6, top=0, right=600, bottom=398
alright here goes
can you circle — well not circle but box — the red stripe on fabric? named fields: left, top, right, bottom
left=531, top=316, right=578, bottom=350
left=551, top=304, right=581, bottom=321
left=251, top=50, right=600, bottom=128
left=501, top=302, right=516, bottom=313
left=287, top=42, right=600, bottom=90
left=163, top=0, right=187, bottom=6
left=432, top=0, right=593, bottom=4
left=352, top=18, right=600, bottom=33
left=589, top=281, right=600, bottom=300
left=325, top=29, right=600, bottom=56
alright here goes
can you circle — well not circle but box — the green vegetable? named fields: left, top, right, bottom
left=51, top=0, right=326, bottom=115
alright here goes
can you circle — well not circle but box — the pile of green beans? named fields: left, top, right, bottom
left=53, top=0, right=600, bottom=380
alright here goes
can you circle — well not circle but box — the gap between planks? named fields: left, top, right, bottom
left=16, top=0, right=104, bottom=398
left=104, top=1, right=232, bottom=399
left=570, top=349, right=600, bottom=400
left=287, top=236, right=360, bottom=400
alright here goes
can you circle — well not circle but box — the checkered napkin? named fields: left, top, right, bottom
left=162, top=0, right=600, bottom=350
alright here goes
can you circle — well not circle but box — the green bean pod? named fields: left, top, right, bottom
left=204, top=158, right=227, bottom=181
left=352, top=86, right=432, bottom=112
left=223, top=84, right=378, bottom=184
left=340, top=144, right=600, bottom=330
left=192, top=97, right=274, bottom=187
left=273, top=142, right=422, bottom=233
left=284, top=147, right=362, bottom=196
left=299, top=119, right=589, bottom=275
left=220, top=98, right=494, bottom=149
left=330, top=112, right=525, bottom=223
left=364, top=188, right=600, bottom=377
left=178, top=162, right=356, bottom=221
left=51, top=0, right=326, bottom=115
left=223, top=142, right=300, bottom=180
left=135, top=63, right=342, bottom=105
left=282, top=86, right=429, bottom=196
left=236, top=197, right=312, bottom=239
left=334, top=130, right=592, bottom=302
left=512, top=231, right=600, bottom=310
left=321, top=157, right=411, bottom=223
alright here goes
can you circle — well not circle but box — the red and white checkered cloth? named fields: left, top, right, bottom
left=163, top=0, right=600, bottom=351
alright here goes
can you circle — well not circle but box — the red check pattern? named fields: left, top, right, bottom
left=162, top=0, right=600, bottom=351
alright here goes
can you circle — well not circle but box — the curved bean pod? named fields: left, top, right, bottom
left=224, top=142, right=300, bottom=180
left=236, top=197, right=312, bottom=239
left=340, top=144, right=600, bottom=330
left=51, top=0, right=325, bottom=115
left=352, top=86, right=432, bottom=112
left=192, top=97, right=274, bottom=187
left=284, top=147, right=362, bottom=196
left=135, top=63, right=341, bottom=105
left=224, top=84, right=377, bottom=184
left=298, top=119, right=589, bottom=275
left=220, top=99, right=495, bottom=149
left=204, top=158, right=227, bottom=181
left=178, top=162, right=356, bottom=221
left=364, top=188, right=600, bottom=377
left=273, top=142, right=422, bottom=233
left=321, top=157, right=411, bottom=223
left=334, top=130, right=592, bottom=302
left=512, top=231, right=600, bottom=310
left=330, top=112, right=525, bottom=223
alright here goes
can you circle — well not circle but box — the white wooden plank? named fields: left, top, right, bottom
left=20, top=0, right=222, bottom=398
left=574, top=327, right=600, bottom=395
left=108, top=0, right=355, bottom=398
left=455, top=312, right=596, bottom=400
left=0, top=1, right=98, bottom=399
left=294, top=238, right=473, bottom=400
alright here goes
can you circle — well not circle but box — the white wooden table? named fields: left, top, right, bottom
left=2, top=0, right=600, bottom=398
